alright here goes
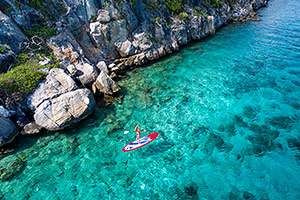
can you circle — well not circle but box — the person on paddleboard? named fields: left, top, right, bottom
left=134, top=125, right=146, bottom=143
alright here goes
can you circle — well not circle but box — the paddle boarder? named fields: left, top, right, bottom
left=134, top=125, right=146, bottom=143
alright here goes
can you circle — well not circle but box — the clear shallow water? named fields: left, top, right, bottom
left=1, top=0, right=300, bottom=199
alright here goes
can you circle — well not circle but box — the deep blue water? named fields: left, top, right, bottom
left=1, top=0, right=300, bottom=199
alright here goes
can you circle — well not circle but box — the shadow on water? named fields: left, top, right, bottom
left=142, top=141, right=175, bottom=157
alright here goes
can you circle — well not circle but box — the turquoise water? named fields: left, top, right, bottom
left=1, top=0, right=300, bottom=199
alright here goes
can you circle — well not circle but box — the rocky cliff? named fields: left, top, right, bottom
left=0, top=0, right=268, bottom=147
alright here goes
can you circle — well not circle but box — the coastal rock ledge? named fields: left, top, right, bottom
left=0, top=0, right=268, bottom=147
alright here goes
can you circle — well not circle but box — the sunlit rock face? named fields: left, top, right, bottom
left=27, top=68, right=96, bottom=131
left=33, top=88, right=95, bottom=131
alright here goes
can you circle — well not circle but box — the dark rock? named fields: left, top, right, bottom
left=16, top=116, right=30, bottom=127
left=0, top=106, right=16, bottom=118
left=120, top=1, right=139, bottom=31
left=90, top=5, right=129, bottom=60
left=0, top=11, right=27, bottom=72
left=0, top=117, right=18, bottom=147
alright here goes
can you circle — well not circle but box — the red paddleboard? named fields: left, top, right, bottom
left=122, top=132, right=159, bottom=152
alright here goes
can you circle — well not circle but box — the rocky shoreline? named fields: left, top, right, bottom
left=0, top=0, right=268, bottom=149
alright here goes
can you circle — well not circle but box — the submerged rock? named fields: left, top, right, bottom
left=0, top=117, right=18, bottom=147
left=34, top=88, right=96, bottom=131
left=0, top=158, right=25, bottom=181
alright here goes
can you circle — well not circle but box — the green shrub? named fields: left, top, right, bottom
left=229, top=0, right=236, bottom=8
left=219, top=0, right=225, bottom=7
left=211, top=0, right=225, bottom=8
left=167, top=22, right=172, bottom=29
left=28, top=0, right=55, bottom=20
left=200, top=10, right=208, bottom=18
left=152, top=17, right=161, bottom=26
left=204, top=2, right=209, bottom=9
left=28, top=0, right=42, bottom=9
left=54, top=1, right=68, bottom=14
left=195, top=7, right=200, bottom=13
left=0, top=46, right=5, bottom=54
left=211, top=0, right=218, bottom=8
left=146, top=33, right=153, bottom=40
left=163, top=0, right=183, bottom=13
left=103, top=2, right=110, bottom=8
left=0, top=52, right=60, bottom=96
left=4, top=6, right=13, bottom=15
left=179, top=12, right=189, bottom=21
left=24, top=24, right=57, bottom=39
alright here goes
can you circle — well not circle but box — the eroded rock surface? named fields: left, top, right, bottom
left=27, top=68, right=77, bottom=111
left=27, top=68, right=96, bottom=131
left=34, top=88, right=95, bottom=131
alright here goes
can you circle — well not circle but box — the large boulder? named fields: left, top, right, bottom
left=73, top=62, right=99, bottom=86
left=63, top=0, right=99, bottom=25
left=190, top=15, right=202, bottom=40
left=0, top=117, right=18, bottom=147
left=48, top=28, right=85, bottom=66
left=27, top=68, right=78, bottom=111
left=132, top=32, right=153, bottom=52
left=93, top=71, right=120, bottom=95
left=34, top=88, right=96, bottom=131
left=27, top=68, right=97, bottom=131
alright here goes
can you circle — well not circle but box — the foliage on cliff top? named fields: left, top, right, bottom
left=0, top=51, right=60, bottom=97
left=24, top=24, right=57, bottom=39
left=179, top=12, right=189, bottom=20
left=211, top=0, right=225, bottom=8
left=163, top=0, right=183, bottom=13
